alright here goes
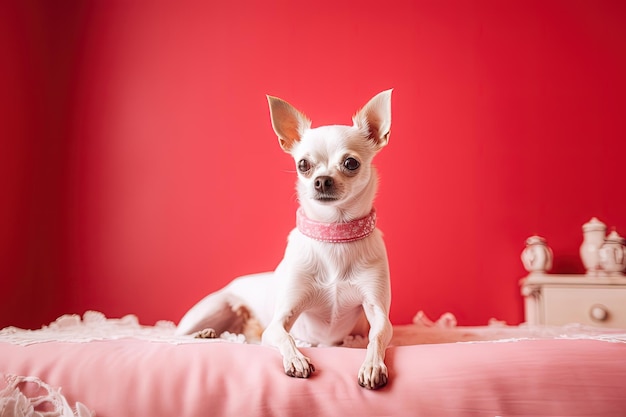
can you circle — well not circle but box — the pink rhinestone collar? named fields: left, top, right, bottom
left=296, top=207, right=377, bottom=243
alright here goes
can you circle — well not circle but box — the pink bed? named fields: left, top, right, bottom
left=2, top=312, right=626, bottom=417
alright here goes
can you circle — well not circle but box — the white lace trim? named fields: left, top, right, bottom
left=2, top=310, right=625, bottom=347
left=0, top=311, right=245, bottom=346
left=0, top=374, right=94, bottom=417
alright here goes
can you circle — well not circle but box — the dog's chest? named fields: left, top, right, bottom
left=301, top=277, right=364, bottom=343
left=314, top=277, right=360, bottom=308
left=307, top=252, right=366, bottom=321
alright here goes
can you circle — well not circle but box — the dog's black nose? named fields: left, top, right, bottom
left=314, top=176, right=334, bottom=193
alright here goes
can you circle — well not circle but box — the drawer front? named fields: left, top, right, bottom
left=542, top=286, right=626, bottom=328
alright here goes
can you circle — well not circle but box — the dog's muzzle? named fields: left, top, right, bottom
left=313, top=176, right=339, bottom=201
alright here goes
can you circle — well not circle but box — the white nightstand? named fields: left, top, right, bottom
left=520, top=273, right=626, bottom=328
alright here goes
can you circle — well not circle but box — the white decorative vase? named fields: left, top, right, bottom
left=598, top=230, right=626, bottom=276
left=521, top=236, right=553, bottom=273
left=580, top=217, right=607, bottom=276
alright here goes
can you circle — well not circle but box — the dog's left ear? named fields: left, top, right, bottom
left=352, top=89, right=392, bottom=149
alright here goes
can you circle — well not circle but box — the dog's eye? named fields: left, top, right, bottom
left=298, top=159, right=311, bottom=173
left=343, top=157, right=360, bottom=171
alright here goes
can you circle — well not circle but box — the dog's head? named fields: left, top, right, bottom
left=267, top=90, right=392, bottom=221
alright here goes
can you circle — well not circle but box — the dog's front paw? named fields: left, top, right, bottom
left=358, top=361, right=388, bottom=389
left=283, top=354, right=315, bottom=378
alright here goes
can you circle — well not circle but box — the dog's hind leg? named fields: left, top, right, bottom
left=175, top=290, right=252, bottom=337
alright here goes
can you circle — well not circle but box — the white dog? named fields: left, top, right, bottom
left=177, top=90, right=393, bottom=389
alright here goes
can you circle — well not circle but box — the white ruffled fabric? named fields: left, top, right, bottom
left=2, top=310, right=626, bottom=348
left=0, top=311, right=245, bottom=346
left=0, top=375, right=93, bottom=417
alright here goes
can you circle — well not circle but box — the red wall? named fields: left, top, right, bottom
left=2, top=0, right=625, bottom=329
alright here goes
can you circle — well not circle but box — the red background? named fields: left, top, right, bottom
left=1, top=0, right=625, bottom=329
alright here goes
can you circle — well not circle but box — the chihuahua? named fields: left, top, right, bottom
left=176, top=90, right=393, bottom=389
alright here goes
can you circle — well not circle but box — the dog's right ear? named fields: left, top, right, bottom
left=267, top=95, right=312, bottom=153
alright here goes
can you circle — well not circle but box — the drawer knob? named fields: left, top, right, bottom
left=590, top=304, right=609, bottom=322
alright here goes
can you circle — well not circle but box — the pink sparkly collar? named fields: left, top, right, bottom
left=296, top=207, right=377, bottom=243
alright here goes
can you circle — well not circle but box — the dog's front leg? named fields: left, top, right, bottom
left=262, top=301, right=315, bottom=378
left=359, top=301, right=392, bottom=389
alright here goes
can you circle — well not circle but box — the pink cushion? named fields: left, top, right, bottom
left=2, top=338, right=625, bottom=416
